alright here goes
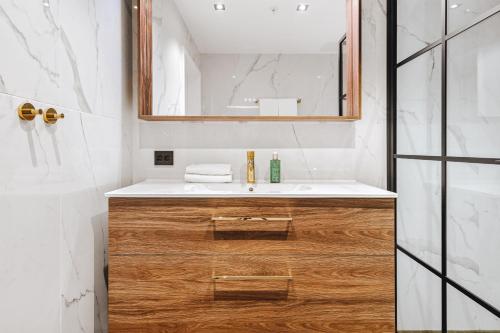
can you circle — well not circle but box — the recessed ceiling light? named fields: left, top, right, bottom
left=297, top=3, right=309, bottom=12
left=133, top=5, right=138, bottom=10
left=42, top=0, right=50, bottom=7
left=450, top=3, right=462, bottom=9
left=214, top=3, right=226, bottom=11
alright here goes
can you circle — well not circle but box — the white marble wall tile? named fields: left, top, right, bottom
left=397, top=250, right=442, bottom=331
left=0, top=88, right=129, bottom=332
left=397, top=0, right=442, bottom=61
left=55, top=108, right=122, bottom=333
left=448, top=284, right=500, bottom=330
left=0, top=0, right=59, bottom=104
left=397, top=47, right=441, bottom=156
left=0, top=95, right=74, bottom=333
left=447, top=162, right=500, bottom=310
left=60, top=188, right=102, bottom=333
left=0, top=193, right=60, bottom=333
left=0, top=0, right=129, bottom=118
left=0, top=94, right=62, bottom=193
left=447, top=13, right=500, bottom=159
left=354, top=0, right=387, bottom=188
left=138, top=121, right=354, bottom=149
left=133, top=147, right=355, bottom=183
left=58, top=0, right=129, bottom=119
left=397, top=159, right=442, bottom=271
left=135, top=121, right=356, bottom=181
left=57, top=0, right=99, bottom=115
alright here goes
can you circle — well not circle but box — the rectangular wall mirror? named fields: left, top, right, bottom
left=137, top=0, right=361, bottom=121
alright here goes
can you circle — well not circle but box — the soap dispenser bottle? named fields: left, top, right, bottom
left=270, top=152, right=281, bottom=183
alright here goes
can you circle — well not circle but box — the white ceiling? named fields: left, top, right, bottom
left=173, top=0, right=346, bottom=54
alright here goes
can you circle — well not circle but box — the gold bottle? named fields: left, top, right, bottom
left=247, top=151, right=256, bottom=184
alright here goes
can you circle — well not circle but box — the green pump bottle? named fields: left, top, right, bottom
left=270, top=152, right=281, bottom=183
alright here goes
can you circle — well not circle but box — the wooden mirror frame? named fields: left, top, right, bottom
left=137, top=0, right=361, bottom=121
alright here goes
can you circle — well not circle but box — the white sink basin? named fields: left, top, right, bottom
left=203, top=183, right=299, bottom=193
left=105, top=180, right=397, bottom=198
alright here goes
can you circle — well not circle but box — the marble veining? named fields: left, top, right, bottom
left=201, top=53, right=338, bottom=116
left=396, top=0, right=442, bottom=62
left=447, top=162, right=500, bottom=311
left=0, top=1, right=59, bottom=102
left=447, top=12, right=500, bottom=159
left=397, top=250, right=442, bottom=331
left=397, top=47, right=441, bottom=156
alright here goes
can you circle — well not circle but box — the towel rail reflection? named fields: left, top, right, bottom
left=255, top=98, right=302, bottom=104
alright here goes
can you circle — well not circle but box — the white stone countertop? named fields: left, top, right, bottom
left=105, top=179, right=397, bottom=199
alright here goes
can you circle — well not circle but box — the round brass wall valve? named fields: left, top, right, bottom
left=43, top=108, right=65, bottom=124
left=18, top=103, right=42, bottom=121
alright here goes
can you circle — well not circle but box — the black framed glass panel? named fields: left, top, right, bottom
left=397, top=48, right=442, bottom=156
left=389, top=0, right=500, bottom=330
left=448, top=284, right=500, bottom=330
left=447, top=162, right=500, bottom=310
left=397, top=0, right=442, bottom=62
left=397, top=159, right=442, bottom=270
left=447, top=12, right=500, bottom=158
left=397, top=250, right=442, bottom=331
left=447, top=0, right=500, bottom=32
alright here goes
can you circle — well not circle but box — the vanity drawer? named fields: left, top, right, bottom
left=109, top=197, right=394, bottom=256
left=108, top=253, right=395, bottom=333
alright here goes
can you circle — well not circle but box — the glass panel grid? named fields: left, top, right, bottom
left=392, top=0, right=500, bottom=330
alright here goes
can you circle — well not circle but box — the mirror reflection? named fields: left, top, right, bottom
left=151, top=0, right=348, bottom=117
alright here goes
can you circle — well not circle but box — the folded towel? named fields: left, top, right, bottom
left=184, top=173, right=233, bottom=183
left=259, top=98, right=279, bottom=116
left=185, top=164, right=232, bottom=176
left=278, top=98, right=298, bottom=116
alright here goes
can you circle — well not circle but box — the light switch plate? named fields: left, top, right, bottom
left=154, top=151, right=174, bottom=166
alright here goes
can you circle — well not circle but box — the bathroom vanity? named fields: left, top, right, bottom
left=106, top=181, right=397, bottom=332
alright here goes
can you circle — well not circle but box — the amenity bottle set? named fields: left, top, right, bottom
left=247, top=151, right=281, bottom=185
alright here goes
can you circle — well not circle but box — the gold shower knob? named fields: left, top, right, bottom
left=43, top=108, right=65, bottom=124
left=18, top=103, right=42, bottom=121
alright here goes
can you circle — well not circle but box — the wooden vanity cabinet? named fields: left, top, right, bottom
left=108, top=197, right=395, bottom=333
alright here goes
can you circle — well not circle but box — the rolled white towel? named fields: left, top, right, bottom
left=184, top=173, right=233, bottom=183
left=185, top=164, right=232, bottom=176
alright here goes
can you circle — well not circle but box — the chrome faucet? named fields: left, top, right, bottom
left=247, top=151, right=256, bottom=186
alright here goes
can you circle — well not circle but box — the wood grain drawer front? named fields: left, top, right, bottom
left=109, top=198, right=394, bottom=256
left=109, top=254, right=395, bottom=333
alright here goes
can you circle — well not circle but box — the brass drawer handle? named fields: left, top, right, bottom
left=212, top=275, right=293, bottom=281
left=211, top=217, right=292, bottom=222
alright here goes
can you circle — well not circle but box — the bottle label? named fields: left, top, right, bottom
left=270, top=160, right=280, bottom=183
